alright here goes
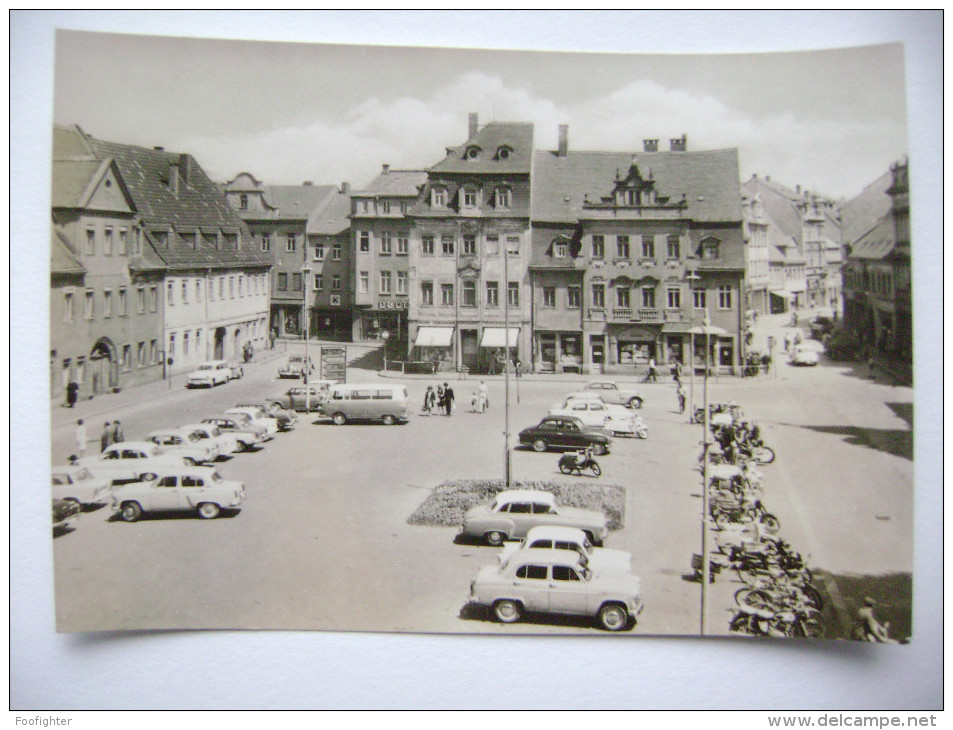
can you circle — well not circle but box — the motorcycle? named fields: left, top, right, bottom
left=559, top=451, right=601, bottom=477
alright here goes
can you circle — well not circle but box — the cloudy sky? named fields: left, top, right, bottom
left=52, top=24, right=910, bottom=200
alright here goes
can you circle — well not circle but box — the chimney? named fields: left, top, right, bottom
left=303, top=181, right=313, bottom=186
left=558, top=125, right=569, bottom=157
left=178, top=153, right=191, bottom=185
left=643, top=139, right=659, bottom=152
left=669, top=134, right=687, bottom=152
left=382, top=164, right=390, bottom=174
left=340, top=182, right=350, bottom=195
left=468, top=112, right=479, bottom=139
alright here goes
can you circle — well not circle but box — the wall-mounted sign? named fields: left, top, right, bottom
left=376, top=299, right=409, bottom=310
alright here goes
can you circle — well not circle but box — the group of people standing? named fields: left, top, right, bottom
left=422, top=383, right=456, bottom=416
left=70, top=418, right=123, bottom=461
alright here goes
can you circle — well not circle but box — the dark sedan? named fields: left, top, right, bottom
left=518, top=416, right=611, bottom=455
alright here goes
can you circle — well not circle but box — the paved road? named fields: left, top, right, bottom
left=51, top=340, right=913, bottom=637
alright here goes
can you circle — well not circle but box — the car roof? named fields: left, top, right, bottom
left=496, top=489, right=556, bottom=505
left=523, top=525, right=587, bottom=542
left=141, top=466, right=221, bottom=479
left=106, top=440, right=157, bottom=450
left=506, top=549, right=584, bottom=568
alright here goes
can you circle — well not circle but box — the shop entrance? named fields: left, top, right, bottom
left=461, top=329, right=479, bottom=370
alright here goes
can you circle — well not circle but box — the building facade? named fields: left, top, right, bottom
left=742, top=193, right=771, bottom=316
left=530, top=133, right=747, bottom=375
left=407, top=114, right=533, bottom=373
left=305, top=185, right=354, bottom=341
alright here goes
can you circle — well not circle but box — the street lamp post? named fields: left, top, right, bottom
left=684, top=269, right=701, bottom=423
left=302, top=265, right=312, bottom=415
left=504, top=239, right=512, bottom=489
left=700, top=315, right=712, bottom=635
left=381, top=330, right=390, bottom=373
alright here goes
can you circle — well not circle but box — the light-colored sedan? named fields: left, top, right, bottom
left=225, top=406, right=279, bottom=437
left=51, top=465, right=114, bottom=507
left=498, top=526, right=632, bottom=574
left=145, top=429, right=218, bottom=464
left=179, top=422, right=242, bottom=456
left=469, top=549, right=644, bottom=631
left=111, top=467, right=246, bottom=522
left=577, top=381, right=644, bottom=409
left=186, top=360, right=232, bottom=388
left=548, top=394, right=644, bottom=437
left=77, top=441, right=189, bottom=480
left=789, top=344, right=819, bottom=366
left=461, top=489, right=609, bottom=546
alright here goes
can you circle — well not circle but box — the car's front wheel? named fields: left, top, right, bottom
left=592, top=443, right=607, bottom=456
left=119, top=501, right=142, bottom=522
left=332, top=412, right=347, bottom=426
left=629, top=397, right=643, bottom=409
left=597, top=602, right=630, bottom=631
left=532, top=438, right=548, bottom=452
left=494, top=599, right=523, bottom=624
left=382, top=414, right=396, bottom=426
left=197, top=502, right=220, bottom=519
left=485, top=530, right=506, bottom=546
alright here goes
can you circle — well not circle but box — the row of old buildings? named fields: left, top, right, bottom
left=51, top=116, right=912, bottom=398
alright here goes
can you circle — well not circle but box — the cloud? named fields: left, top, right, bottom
left=181, top=73, right=905, bottom=198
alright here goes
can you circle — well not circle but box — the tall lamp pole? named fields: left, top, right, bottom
left=699, top=314, right=713, bottom=635
left=684, top=269, right=701, bottom=423
left=302, top=265, right=312, bottom=415
left=504, top=238, right=512, bottom=489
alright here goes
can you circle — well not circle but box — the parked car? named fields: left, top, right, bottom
left=270, top=383, right=335, bottom=412
left=498, top=526, right=632, bottom=574
left=77, top=441, right=189, bottom=480
left=225, top=406, right=279, bottom=437
left=179, top=422, right=242, bottom=456
left=186, top=360, right=232, bottom=388
left=278, top=355, right=311, bottom=379
left=110, top=467, right=246, bottom=522
left=789, top=344, right=819, bottom=366
left=518, top=415, right=611, bottom=454
left=201, top=415, right=269, bottom=450
left=469, top=549, right=643, bottom=630
left=235, top=401, right=296, bottom=431
left=51, top=465, right=114, bottom=507
left=53, top=498, right=81, bottom=532
left=576, top=381, right=644, bottom=409
left=461, top=489, right=609, bottom=546
left=227, top=362, right=244, bottom=380
left=318, top=384, right=410, bottom=425
left=145, top=428, right=219, bottom=464
left=548, top=394, right=640, bottom=437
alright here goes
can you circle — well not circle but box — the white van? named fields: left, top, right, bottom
left=318, top=384, right=410, bottom=425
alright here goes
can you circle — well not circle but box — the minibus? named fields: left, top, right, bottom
left=318, top=384, right=410, bottom=425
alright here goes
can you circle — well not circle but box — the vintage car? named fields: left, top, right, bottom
left=77, top=441, right=189, bottom=480
left=548, top=394, right=643, bottom=437
left=270, top=383, right=335, bottom=412
left=278, top=355, right=311, bottom=379
left=469, top=549, right=643, bottom=631
left=789, top=344, right=819, bottom=366
left=179, top=422, right=242, bottom=456
left=51, top=465, right=114, bottom=507
left=53, top=498, right=81, bottom=532
left=518, top=415, right=611, bottom=454
left=145, top=428, right=219, bottom=464
left=498, top=525, right=632, bottom=574
left=224, top=406, right=279, bottom=437
left=461, top=489, right=609, bottom=546
left=110, top=467, right=246, bottom=522
left=201, top=414, right=270, bottom=450
left=227, top=362, right=245, bottom=380
left=186, top=360, right=232, bottom=388
left=576, top=381, right=644, bottom=409
left=809, top=316, right=835, bottom=340
left=234, top=401, right=297, bottom=431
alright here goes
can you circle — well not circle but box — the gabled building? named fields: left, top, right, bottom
left=742, top=192, right=771, bottom=316
left=407, top=114, right=533, bottom=373
left=305, top=184, right=354, bottom=341
left=350, top=166, right=427, bottom=347
left=51, top=126, right=167, bottom=400
left=58, top=125, right=274, bottom=380
left=222, top=174, right=337, bottom=337
left=841, top=160, right=911, bottom=368
left=531, top=132, right=746, bottom=374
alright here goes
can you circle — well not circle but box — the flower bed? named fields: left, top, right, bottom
left=407, top=479, right=626, bottom=531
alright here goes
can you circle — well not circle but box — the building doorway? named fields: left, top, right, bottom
left=89, top=338, right=118, bottom=394
left=461, top=329, right=479, bottom=371
left=214, top=327, right=226, bottom=360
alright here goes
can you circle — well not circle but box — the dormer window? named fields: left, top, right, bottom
left=701, top=236, right=720, bottom=260
left=464, top=146, right=481, bottom=161
left=239, top=194, right=248, bottom=210
left=462, top=187, right=478, bottom=208
left=432, top=187, right=447, bottom=208
left=496, top=145, right=513, bottom=160
left=553, top=241, right=568, bottom=258
left=495, top=186, right=512, bottom=209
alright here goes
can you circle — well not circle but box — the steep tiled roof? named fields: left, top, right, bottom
left=529, top=227, right=582, bottom=269
left=533, top=148, right=743, bottom=224
left=743, top=175, right=841, bottom=248
left=65, top=126, right=271, bottom=269
left=839, top=169, right=893, bottom=245
left=430, top=122, right=534, bottom=175
left=51, top=230, right=85, bottom=275
left=51, top=158, right=106, bottom=208
left=307, top=189, right=352, bottom=235
left=360, top=170, right=428, bottom=196
left=849, top=215, right=895, bottom=261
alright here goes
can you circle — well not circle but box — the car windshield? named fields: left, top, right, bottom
left=198, top=364, right=213, bottom=371
left=186, top=432, right=201, bottom=443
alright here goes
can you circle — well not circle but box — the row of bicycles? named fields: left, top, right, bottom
left=690, top=402, right=824, bottom=639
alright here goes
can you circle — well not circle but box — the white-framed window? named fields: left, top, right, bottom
left=183, top=331, right=190, bottom=356
left=63, top=291, right=75, bottom=322
left=693, top=288, right=707, bottom=309
left=104, top=227, right=114, bottom=255
left=495, top=187, right=512, bottom=209
left=103, top=289, right=114, bottom=317
left=358, top=232, right=369, bottom=253
left=195, top=329, right=202, bottom=354
left=196, top=280, right=203, bottom=302
left=463, top=188, right=478, bottom=208
left=359, top=271, right=369, bottom=293
left=380, top=271, right=392, bottom=293
left=331, top=275, right=342, bottom=290
left=315, top=241, right=325, bottom=259
left=396, top=271, right=407, bottom=294
left=463, top=234, right=477, bottom=255
left=239, top=194, right=248, bottom=210
left=239, top=275, right=245, bottom=296
left=277, top=273, right=288, bottom=291
left=182, top=280, right=188, bottom=304
left=380, top=232, right=392, bottom=254
left=167, top=280, right=175, bottom=305
left=507, top=282, right=520, bottom=307
left=119, top=228, right=128, bottom=255
left=420, top=281, right=434, bottom=306
left=441, top=283, right=454, bottom=306
left=314, top=274, right=323, bottom=291
left=486, top=281, right=499, bottom=307
left=122, top=344, right=132, bottom=371
left=397, top=234, right=409, bottom=255
left=641, top=235, right=655, bottom=259
left=137, top=342, right=146, bottom=367
left=591, top=235, right=604, bottom=259
left=150, top=285, right=158, bottom=311
left=641, top=286, right=655, bottom=308
left=133, top=228, right=143, bottom=255
left=168, top=332, right=176, bottom=359
left=286, top=234, right=297, bottom=252
left=702, top=237, right=720, bottom=260
left=332, top=244, right=341, bottom=260
left=150, top=340, right=159, bottom=364
left=667, top=235, right=680, bottom=259
left=591, top=284, right=605, bottom=308
left=542, top=286, right=556, bottom=308
left=667, top=287, right=681, bottom=309
left=421, top=235, right=435, bottom=255
left=616, top=287, right=630, bottom=308
left=381, top=200, right=391, bottom=214
left=567, top=286, right=581, bottom=309
left=718, top=284, right=732, bottom=309
left=261, top=235, right=271, bottom=252
left=441, top=235, right=455, bottom=256
left=506, top=236, right=520, bottom=257
left=553, top=241, right=567, bottom=258
left=118, top=287, right=128, bottom=316
left=462, top=280, right=477, bottom=307
left=617, top=235, right=630, bottom=258
left=85, top=228, right=95, bottom=255
left=229, top=276, right=235, bottom=298
left=432, top=187, right=447, bottom=208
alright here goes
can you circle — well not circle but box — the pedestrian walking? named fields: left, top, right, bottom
left=100, top=422, right=113, bottom=452
left=645, top=357, right=658, bottom=383
left=470, top=391, right=479, bottom=412
left=783, top=334, right=790, bottom=353
left=66, top=380, right=79, bottom=408
left=444, top=383, right=455, bottom=415
left=436, top=383, right=446, bottom=414
left=112, top=420, right=124, bottom=443
left=478, top=380, right=489, bottom=413
left=671, top=360, right=682, bottom=384
left=676, top=384, right=686, bottom=414
left=422, top=386, right=435, bottom=415
left=74, top=419, right=88, bottom=457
